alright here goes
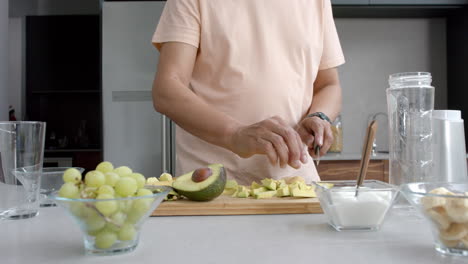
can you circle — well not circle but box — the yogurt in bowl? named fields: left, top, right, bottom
left=313, top=180, right=398, bottom=231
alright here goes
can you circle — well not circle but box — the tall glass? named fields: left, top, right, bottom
left=387, top=72, right=435, bottom=185
left=0, top=122, right=46, bottom=220
left=386, top=73, right=434, bottom=211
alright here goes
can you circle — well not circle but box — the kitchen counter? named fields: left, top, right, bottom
left=1, top=207, right=465, bottom=264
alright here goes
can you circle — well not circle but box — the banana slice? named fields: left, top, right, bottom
left=440, top=223, right=467, bottom=241
left=429, top=187, right=453, bottom=195
left=445, top=196, right=468, bottom=223
left=439, top=237, right=460, bottom=248
left=421, top=196, right=447, bottom=210
left=427, top=207, right=451, bottom=230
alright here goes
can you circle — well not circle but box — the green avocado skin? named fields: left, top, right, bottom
left=175, top=166, right=227, bottom=201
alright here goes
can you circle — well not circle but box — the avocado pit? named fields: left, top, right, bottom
left=192, top=167, right=212, bottom=183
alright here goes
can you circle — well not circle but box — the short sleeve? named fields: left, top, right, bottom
left=319, top=0, right=345, bottom=70
left=152, top=0, right=201, bottom=51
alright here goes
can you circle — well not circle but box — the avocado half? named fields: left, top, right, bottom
left=172, top=164, right=226, bottom=201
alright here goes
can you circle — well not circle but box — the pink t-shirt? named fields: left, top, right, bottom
left=153, top=0, right=345, bottom=185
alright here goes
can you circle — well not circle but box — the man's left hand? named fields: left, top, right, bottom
left=297, top=116, right=334, bottom=158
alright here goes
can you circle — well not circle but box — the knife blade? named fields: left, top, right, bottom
left=314, top=145, right=321, bottom=166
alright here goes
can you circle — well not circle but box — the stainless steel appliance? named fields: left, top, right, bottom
left=102, top=1, right=175, bottom=177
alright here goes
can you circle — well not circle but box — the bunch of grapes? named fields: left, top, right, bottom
left=58, top=161, right=154, bottom=249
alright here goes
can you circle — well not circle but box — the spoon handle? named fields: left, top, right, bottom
left=356, top=120, right=378, bottom=196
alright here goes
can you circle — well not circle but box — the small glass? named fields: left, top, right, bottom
left=0, top=121, right=46, bottom=220
left=314, top=180, right=398, bottom=231
left=50, top=186, right=171, bottom=256
left=400, top=182, right=468, bottom=257
left=40, top=167, right=85, bottom=207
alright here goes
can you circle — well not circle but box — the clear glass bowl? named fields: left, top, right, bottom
left=313, top=180, right=398, bottom=231
left=40, top=167, right=85, bottom=207
left=50, top=186, right=171, bottom=256
left=400, top=182, right=468, bottom=256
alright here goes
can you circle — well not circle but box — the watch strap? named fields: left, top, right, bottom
left=307, top=112, right=332, bottom=124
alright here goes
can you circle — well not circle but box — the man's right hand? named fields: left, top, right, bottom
left=229, top=116, right=308, bottom=169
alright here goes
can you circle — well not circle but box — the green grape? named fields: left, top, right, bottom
left=118, top=223, right=136, bottom=241
left=125, top=200, right=152, bottom=224
left=85, top=170, right=106, bottom=188
left=87, top=228, right=103, bottom=237
left=104, top=172, right=120, bottom=187
left=94, top=230, right=117, bottom=249
left=125, top=209, right=144, bottom=224
left=115, top=177, right=138, bottom=197
left=70, top=202, right=85, bottom=217
left=96, top=161, right=114, bottom=173
left=58, top=182, right=79, bottom=198
left=106, top=211, right=127, bottom=232
left=86, top=213, right=106, bottom=232
left=132, top=198, right=153, bottom=213
left=129, top=173, right=146, bottom=189
left=97, top=185, right=115, bottom=196
left=62, top=168, right=82, bottom=184
left=95, top=194, right=118, bottom=216
left=82, top=187, right=98, bottom=199
left=81, top=206, right=99, bottom=219
left=127, top=198, right=153, bottom=224
left=119, top=200, right=133, bottom=214
left=136, top=188, right=153, bottom=197
left=113, top=166, right=133, bottom=177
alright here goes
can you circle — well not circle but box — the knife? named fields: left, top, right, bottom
left=314, top=145, right=321, bottom=167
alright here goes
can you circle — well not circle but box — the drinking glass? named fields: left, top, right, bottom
left=0, top=121, right=46, bottom=220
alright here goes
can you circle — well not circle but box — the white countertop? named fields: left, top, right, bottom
left=1, top=207, right=466, bottom=264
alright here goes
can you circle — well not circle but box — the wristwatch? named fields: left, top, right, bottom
left=307, top=112, right=332, bottom=124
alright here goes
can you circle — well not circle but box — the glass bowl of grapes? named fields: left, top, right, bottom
left=49, top=162, right=171, bottom=256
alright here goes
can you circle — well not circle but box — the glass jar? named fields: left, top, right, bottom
left=386, top=72, right=435, bottom=186
left=329, top=114, right=343, bottom=153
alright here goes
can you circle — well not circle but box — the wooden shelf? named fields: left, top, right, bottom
left=317, top=160, right=389, bottom=183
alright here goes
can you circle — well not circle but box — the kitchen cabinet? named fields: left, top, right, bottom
left=370, top=0, right=468, bottom=5
left=448, top=9, right=468, bottom=151
left=317, top=160, right=389, bottom=182
left=25, top=15, right=102, bottom=169
left=332, top=0, right=369, bottom=5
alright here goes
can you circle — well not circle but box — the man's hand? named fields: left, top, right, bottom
left=297, top=116, right=334, bottom=158
left=230, top=116, right=308, bottom=169
left=300, top=67, right=342, bottom=158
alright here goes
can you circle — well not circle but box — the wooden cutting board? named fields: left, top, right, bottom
left=151, top=195, right=323, bottom=216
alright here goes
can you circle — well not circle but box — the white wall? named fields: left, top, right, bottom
left=335, top=18, right=447, bottom=153
left=0, top=0, right=8, bottom=121
left=8, top=18, right=23, bottom=120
